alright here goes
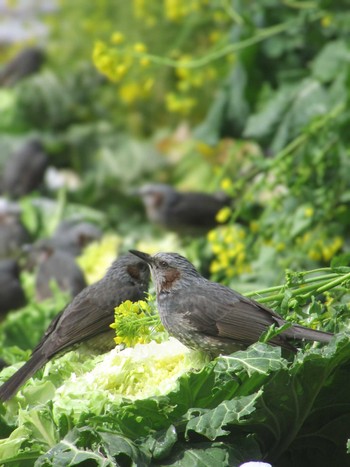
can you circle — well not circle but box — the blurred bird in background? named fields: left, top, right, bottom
left=1, top=139, right=48, bottom=198
left=25, top=239, right=87, bottom=301
left=0, top=258, right=26, bottom=316
left=0, top=46, right=45, bottom=87
left=135, top=183, right=232, bottom=235
left=51, top=219, right=103, bottom=256
left=0, top=200, right=30, bottom=259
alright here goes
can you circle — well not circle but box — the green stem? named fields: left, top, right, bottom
left=245, top=285, right=285, bottom=297
left=253, top=278, right=334, bottom=304
left=125, top=13, right=323, bottom=69
left=302, top=267, right=334, bottom=275
left=221, top=0, right=244, bottom=24
left=300, top=272, right=350, bottom=299
left=303, top=273, right=338, bottom=284
left=245, top=273, right=339, bottom=298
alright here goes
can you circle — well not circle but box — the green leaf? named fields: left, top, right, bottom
left=215, top=343, right=285, bottom=377
left=311, top=40, right=350, bottom=83
left=156, top=438, right=261, bottom=467
left=35, top=428, right=116, bottom=466
left=239, top=334, right=350, bottom=461
left=36, top=426, right=149, bottom=466
left=141, top=424, right=177, bottom=461
left=99, top=431, right=150, bottom=465
left=185, top=391, right=262, bottom=440
left=244, top=84, right=295, bottom=141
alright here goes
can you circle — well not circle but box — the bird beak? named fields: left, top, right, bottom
left=129, top=249, right=153, bottom=264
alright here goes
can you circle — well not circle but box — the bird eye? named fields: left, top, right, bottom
left=159, top=260, right=169, bottom=268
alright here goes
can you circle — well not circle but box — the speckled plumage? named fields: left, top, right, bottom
left=130, top=250, right=333, bottom=358
left=0, top=253, right=150, bottom=401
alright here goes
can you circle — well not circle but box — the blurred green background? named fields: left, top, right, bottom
left=1, top=0, right=350, bottom=290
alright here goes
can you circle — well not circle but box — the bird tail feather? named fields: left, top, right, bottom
left=285, top=324, right=333, bottom=344
left=0, top=351, right=46, bottom=401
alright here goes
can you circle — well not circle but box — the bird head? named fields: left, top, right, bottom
left=129, top=250, right=201, bottom=294
left=133, top=184, right=177, bottom=224
left=109, top=253, right=151, bottom=289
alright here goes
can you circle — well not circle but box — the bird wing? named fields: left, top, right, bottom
left=178, top=286, right=285, bottom=347
left=36, top=284, right=145, bottom=357
left=166, top=193, right=229, bottom=229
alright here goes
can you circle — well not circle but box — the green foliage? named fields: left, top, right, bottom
left=2, top=335, right=350, bottom=466
left=1, top=1, right=350, bottom=465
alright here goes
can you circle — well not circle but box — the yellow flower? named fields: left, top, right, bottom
left=207, top=229, right=217, bottom=243
left=210, top=260, right=221, bottom=274
left=211, top=243, right=222, bottom=254
left=140, top=57, right=150, bottom=67
left=308, top=249, right=321, bottom=261
left=220, top=178, right=232, bottom=191
left=93, top=41, right=107, bottom=60
left=111, top=32, right=125, bottom=45
left=304, top=207, right=314, bottom=218
left=275, top=242, right=286, bottom=252
left=115, top=64, right=128, bottom=80
left=250, top=221, right=259, bottom=233
left=321, top=15, right=332, bottom=27
left=216, top=207, right=232, bottom=224
left=134, top=42, right=147, bottom=53
left=119, top=82, right=141, bottom=104
left=196, top=141, right=214, bottom=157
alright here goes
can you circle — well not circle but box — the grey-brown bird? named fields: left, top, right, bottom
left=0, top=203, right=30, bottom=259
left=135, top=183, right=231, bottom=234
left=0, top=259, right=26, bottom=316
left=1, top=139, right=48, bottom=198
left=0, top=47, right=45, bottom=87
left=26, top=239, right=87, bottom=301
left=0, top=253, right=150, bottom=401
left=51, top=219, right=103, bottom=256
left=130, top=251, right=333, bottom=356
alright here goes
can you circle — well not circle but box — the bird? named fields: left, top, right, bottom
left=0, top=259, right=26, bottom=316
left=129, top=250, right=333, bottom=356
left=0, top=253, right=150, bottom=401
left=0, top=201, right=31, bottom=259
left=25, top=239, right=87, bottom=301
left=51, top=219, right=103, bottom=256
left=134, top=183, right=232, bottom=234
left=0, top=47, right=45, bottom=87
left=1, top=139, right=48, bottom=198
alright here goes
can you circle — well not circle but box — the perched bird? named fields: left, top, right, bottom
left=1, top=139, right=48, bottom=198
left=130, top=250, right=333, bottom=356
left=26, top=239, right=87, bottom=301
left=0, top=47, right=45, bottom=87
left=51, top=219, right=103, bottom=256
left=0, top=253, right=150, bottom=401
left=0, top=202, right=30, bottom=259
left=0, top=259, right=26, bottom=316
left=135, top=183, right=231, bottom=234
